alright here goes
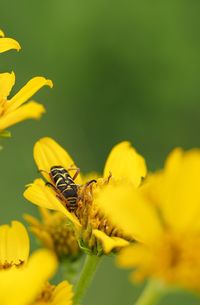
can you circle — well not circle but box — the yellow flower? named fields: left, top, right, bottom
left=0, top=72, right=53, bottom=132
left=0, top=220, right=29, bottom=268
left=24, top=137, right=146, bottom=255
left=24, top=208, right=82, bottom=260
left=96, top=148, right=200, bottom=293
left=0, top=221, right=73, bottom=305
left=33, top=281, right=73, bottom=305
left=0, top=29, right=21, bottom=53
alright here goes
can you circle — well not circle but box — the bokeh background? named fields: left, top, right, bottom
left=1, top=0, right=200, bottom=304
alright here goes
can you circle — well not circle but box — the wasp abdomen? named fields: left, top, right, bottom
left=49, top=165, right=78, bottom=212
left=62, top=187, right=77, bottom=197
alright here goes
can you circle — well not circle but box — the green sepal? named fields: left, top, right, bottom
left=96, top=241, right=104, bottom=256
left=78, top=238, right=93, bottom=255
left=78, top=238, right=104, bottom=256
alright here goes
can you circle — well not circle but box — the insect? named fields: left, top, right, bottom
left=40, top=165, right=97, bottom=213
left=47, top=165, right=80, bottom=212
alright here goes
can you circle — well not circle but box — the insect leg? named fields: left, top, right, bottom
left=56, top=194, right=65, bottom=202
left=45, top=181, right=68, bottom=207
left=67, top=166, right=80, bottom=180
left=85, top=179, right=97, bottom=187
left=38, top=169, right=49, bottom=175
left=45, top=182, right=57, bottom=191
left=78, top=179, right=96, bottom=202
left=46, top=184, right=67, bottom=204
left=106, top=172, right=112, bottom=184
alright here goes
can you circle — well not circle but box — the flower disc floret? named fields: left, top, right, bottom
left=25, top=208, right=82, bottom=260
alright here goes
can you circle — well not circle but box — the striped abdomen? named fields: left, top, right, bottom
left=50, top=166, right=78, bottom=211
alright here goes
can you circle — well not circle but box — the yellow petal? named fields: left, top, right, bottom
left=33, top=137, right=82, bottom=184
left=38, top=206, right=52, bottom=221
left=163, top=147, right=183, bottom=185
left=103, top=141, right=147, bottom=187
left=117, top=243, right=150, bottom=268
left=159, top=148, right=200, bottom=232
left=6, top=76, right=53, bottom=113
left=23, top=214, right=41, bottom=227
left=0, top=101, right=45, bottom=131
left=24, top=178, right=81, bottom=229
left=0, top=37, right=21, bottom=53
left=0, top=249, right=57, bottom=305
left=95, top=183, right=163, bottom=245
left=0, top=30, right=5, bottom=37
left=52, top=281, right=74, bottom=305
left=93, top=229, right=130, bottom=254
left=0, top=221, right=29, bottom=265
left=0, top=72, right=15, bottom=99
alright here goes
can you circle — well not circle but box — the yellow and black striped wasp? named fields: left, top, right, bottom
left=41, top=166, right=96, bottom=212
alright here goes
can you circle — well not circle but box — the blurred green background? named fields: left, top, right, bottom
left=1, top=0, right=200, bottom=304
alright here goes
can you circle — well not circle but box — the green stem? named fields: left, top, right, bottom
left=74, top=255, right=102, bottom=305
left=134, top=280, right=165, bottom=305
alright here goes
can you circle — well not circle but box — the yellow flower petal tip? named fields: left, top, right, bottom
left=0, top=102, right=46, bottom=131
left=0, top=38, right=21, bottom=53
left=0, top=30, right=21, bottom=53
left=29, top=77, right=53, bottom=89
left=104, top=141, right=147, bottom=187
left=6, top=76, right=53, bottom=113
left=25, top=101, right=46, bottom=119
left=0, top=30, right=5, bottom=37
left=33, top=137, right=82, bottom=185
left=47, top=79, right=53, bottom=88
left=34, top=280, right=73, bottom=305
left=34, top=77, right=53, bottom=89
left=52, top=281, right=74, bottom=305
left=93, top=229, right=130, bottom=254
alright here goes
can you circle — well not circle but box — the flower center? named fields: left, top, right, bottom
left=25, top=211, right=81, bottom=259
left=147, top=232, right=200, bottom=291
left=75, top=177, right=134, bottom=251
left=0, top=259, right=24, bottom=270
left=33, top=282, right=55, bottom=304
left=46, top=214, right=80, bottom=258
